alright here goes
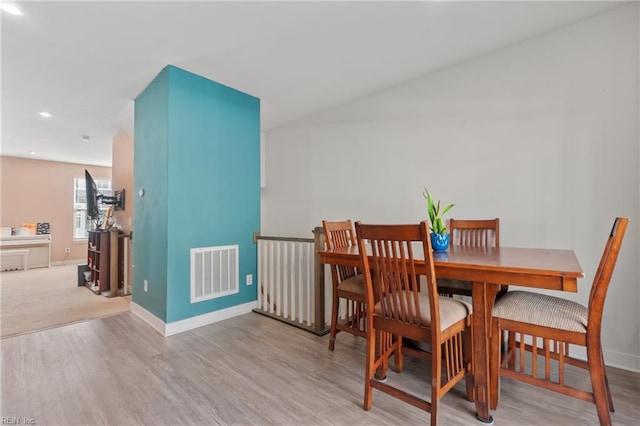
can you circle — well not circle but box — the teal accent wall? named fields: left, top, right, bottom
left=133, top=65, right=260, bottom=324
left=133, top=69, right=169, bottom=321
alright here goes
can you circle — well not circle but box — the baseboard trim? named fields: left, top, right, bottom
left=52, top=259, right=85, bottom=266
left=604, top=348, right=640, bottom=373
left=130, top=302, right=167, bottom=335
left=130, top=301, right=257, bottom=337
left=165, top=301, right=257, bottom=336
left=551, top=346, right=639, bottom=373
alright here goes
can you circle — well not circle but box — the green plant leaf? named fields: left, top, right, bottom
left=422, top=188, right=454, bottom=234
left=441, top=203, right=454, bottom=216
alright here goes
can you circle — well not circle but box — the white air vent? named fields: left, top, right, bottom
left=191, top=245, right=239, bottom=303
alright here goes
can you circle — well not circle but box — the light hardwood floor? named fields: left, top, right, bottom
left=1, top=312, right=639, bottom=425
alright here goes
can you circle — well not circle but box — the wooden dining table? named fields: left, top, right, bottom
left=318, top=243, right=584, bottom=423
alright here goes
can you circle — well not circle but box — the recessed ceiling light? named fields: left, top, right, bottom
left=39, top=111, right=52, bottom=118
left=1, top=4, right=23, bottom=16
left=28, top=151, right=37, bottom=155
left=81, top=135, right=90, bottom=142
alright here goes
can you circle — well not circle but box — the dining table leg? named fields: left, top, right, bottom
left=471, top=281, right=500, bottom=424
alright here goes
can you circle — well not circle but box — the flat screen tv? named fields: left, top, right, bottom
left=84, top=169, right=100, bottom=220
left=84, top=170, right=125, bottom=229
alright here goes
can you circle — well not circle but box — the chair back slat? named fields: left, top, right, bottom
left=587, top=217, right=628, bottom=334
left=356, top=221, right=438, bottom=331
left=450, top=218, right=500, bottom=248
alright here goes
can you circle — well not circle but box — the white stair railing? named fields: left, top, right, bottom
left=253, top=227, right=328, bottom=335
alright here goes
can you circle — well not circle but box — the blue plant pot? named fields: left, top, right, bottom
left=430, top=233, right=450, bottom=252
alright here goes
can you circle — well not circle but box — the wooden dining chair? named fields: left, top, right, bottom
left=355, top=221, right=473, bottom=426
left=322, top=220, right=367, bottom=351
left=490, top=217, right=629, bottom=426
left=437, top=218, right=507, bottom=298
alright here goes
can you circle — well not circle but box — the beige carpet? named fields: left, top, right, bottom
left=0, top=264, right=130, bottom=338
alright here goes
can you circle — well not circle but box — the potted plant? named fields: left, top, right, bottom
left=423, top=188, right=454, bottom=251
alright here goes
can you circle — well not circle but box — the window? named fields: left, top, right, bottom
left=73, top=175, right=112, bottom=239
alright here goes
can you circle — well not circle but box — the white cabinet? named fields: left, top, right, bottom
left=0, top=235, right=51, bottom=271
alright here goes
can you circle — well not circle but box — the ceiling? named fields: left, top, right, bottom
left=1, top=1, right=625, bottom=167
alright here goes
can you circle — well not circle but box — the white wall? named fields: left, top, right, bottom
left=262, top=5, right=639, bottom=371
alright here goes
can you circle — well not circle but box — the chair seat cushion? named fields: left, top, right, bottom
left=374, top=293, right=472, bottom=331
left=337, top=274, right=365, bottom=294
left=493, top=291, right=588, bottom=333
